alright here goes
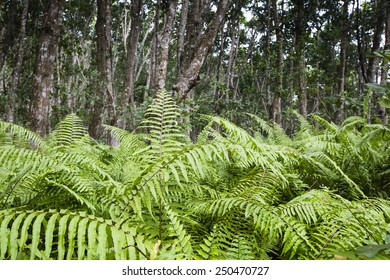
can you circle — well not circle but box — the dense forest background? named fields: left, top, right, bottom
left=0, top=0, right=390, bottom=260
left=0, top=0, right=388, bottom=140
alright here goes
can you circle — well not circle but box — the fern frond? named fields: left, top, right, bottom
left=163, top=204, right=193, bottom=259
left=48, top=114, right=89, bottom=148
left=0, top=121, right=45, bottom=149
left=0, top=209, right=150, bottom=260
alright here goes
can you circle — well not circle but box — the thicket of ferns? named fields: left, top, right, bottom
left=0, top=91, right=389, bottom=260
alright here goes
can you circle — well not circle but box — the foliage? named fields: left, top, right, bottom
left=0, top=90, right=389, bottom=260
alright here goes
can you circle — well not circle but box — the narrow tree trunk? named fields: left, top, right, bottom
left=336, top=0, right=349, bottom=124
left=29, top=0, right=64, bottom=137
left=271, top=0, right=283, bottom=125
left=312, top=29, right=320, bottom=114
left=293, top=0, right=307, bottom=118
left=155, top=0, right=178, bottom=90
left=0, top=0, right=17, bottom=73
left=6, top=0, right=29, bottom=123
left=378, top=0, right=389, bottom=124
left=356, top=0, right=368, bottom=83
left=225, top=22, right=239, bottom=102
left=90, top=0, right=114, bottom=140
left=117, top=0, right=143, bottom=129
left=298, top=55, right=307, bottom=118
left=367, top=0, right=385, bottom=84
left=214, top=30, right=225, bottom=115
left=264, top=0, right=272, bottom=115
left=177, top=0, right=189, bottom=74
left=146, top=0, right=161, bottom=92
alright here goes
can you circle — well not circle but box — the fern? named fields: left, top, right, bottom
left=0, top=209, right=151, bottom=260
left=1, top=91, right=389, bottom=260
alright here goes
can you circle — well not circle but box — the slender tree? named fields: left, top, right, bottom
left=90, top=0, right=114, bottom=139
left=6, top=0, right=29, bottom=123
left=293, top=0, right=308, bottom=118
left=336, top=0, right=349, bottom=124
left=0, top=0, right=17, bottom=73
left=271, top=0, right=283, bottom=125
left=117, top=0, right=144, bottom=129
left=155, top=0, right=179, bottom=90
left=29, top=0, right=64, bottom=137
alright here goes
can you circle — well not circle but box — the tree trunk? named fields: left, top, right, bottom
left=356, top=0, right=368, bottom=83
left=367, top=0, right=385, bottom=84
left=225, top=19, right=239, bottom=102
left=117, top=0, right=143, bottom=130
left=155, top=0, right=178, bottom=90
left=214, top=30, right=225, bottom=115
left=271, top=0, right=283, bottom=125
left=378, top=0, right=389, bottom=124
left=312, top=29, right=321, bottom=114
left=6, top=0, right=29, bottom=123
left=146, top=0, right=161, bottom=92
left=90, top=0, right=114, bottom=140
left=0, top=0, right=17, bottom=73
left=29, top=0, right=64, bottom=137
left=173, top=0, right=231, bottom=99
left=182, top=0, right=202, bottom=70
left=264, top=0, right=272, bottom=114
left=294, top=0, right=307, bottom=118
left=177, top=0, right=189, bottom=74
left=336, top=0, right=349, bottom=124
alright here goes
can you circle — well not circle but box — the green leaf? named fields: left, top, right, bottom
left=30, top=212, right=46, bottom=259
left=66, top=215, right=80, bottom=260
left=0, top=213, right=15, bottom=260
left=19, top=212, right=36, bottom=252
left=58, top=214, right=70, bottom=260
left=44, top=213, right=59, bottom=259
left=97, top=223, right=108, bottom=260
left=77, top=218, right=89, bottom=260
left=9, top=213, right=26, bottom=259
left=87, top=220, right=99, bottom=259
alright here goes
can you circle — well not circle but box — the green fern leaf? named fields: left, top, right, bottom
left=77, top=217, right=89, bottom=260
left=0, top=212, right=15, bottom=259
left=66, top=215, right=80, bottom=260
left=30, top=212, right=46, bottom=259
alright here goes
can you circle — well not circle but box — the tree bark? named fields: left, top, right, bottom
left=177, top=0, right=189, bottom=74
left=117, top=0, right=143, bottom=129
left=214, top=29, right=225, bottom=115
left=0, top=0, right=18, bottom=73
left=293, top=0, right=307, bottom=118
left=6, top=0, right=29, bottom=123
left=336, top=0, right=349, bottom=124
left=173, top=0, right=231, bottom=100
left=155, top=0, right=178, bottom=90
left=367, top=0, right=386, bottom=84
left=90, top=0, right=114, bottom=140
left=264, top=0, right=272, bottom=112
left=225, top=18, right=240, bottom=102
left=146, top=0, right=161, bottom=92
left=182, top=0, right=202, bottom=69
left=312, top=29, right=321, bottom=114
left=378, top=0, right=389, bottom=124
left=271, top=0, right=283, bottom=125
left=29, top=0, right=64, bottom=137
left=355, top=0, right=368, bottom=83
